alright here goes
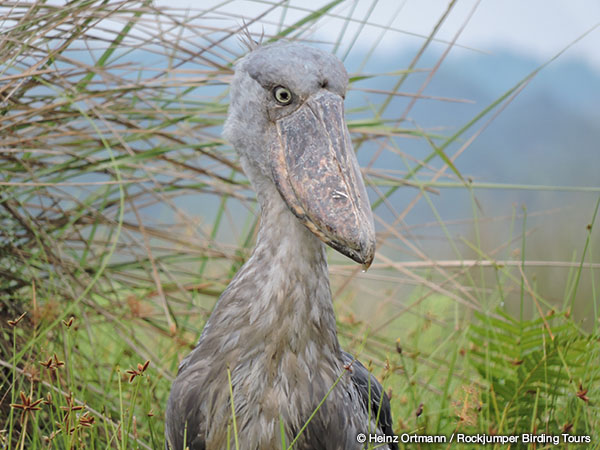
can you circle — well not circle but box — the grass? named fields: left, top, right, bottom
left=1, top=1, right=599, bottom=448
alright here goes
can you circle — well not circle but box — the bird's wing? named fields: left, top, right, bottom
left=165, top=366, right=208, bottom=450
left=341, top=351, right=398, bottom=450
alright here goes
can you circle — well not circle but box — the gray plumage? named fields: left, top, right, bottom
left=165, top=41, right=397, bottom=450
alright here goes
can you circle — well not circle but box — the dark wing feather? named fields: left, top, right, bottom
left=342, top=351, right=398, bottom=450
left=165, top=364, right=207, bottom=450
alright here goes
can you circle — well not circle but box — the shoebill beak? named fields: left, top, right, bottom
left=269, top=90, right=376, bottom=268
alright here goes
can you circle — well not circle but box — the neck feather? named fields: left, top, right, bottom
left=184, top=165, right=345, bottom=449
left=214, top=176, right=340, bottom=356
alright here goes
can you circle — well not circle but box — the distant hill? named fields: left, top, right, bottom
left=348, top=47, right=600, bottom=187
left=343, top=47, right=600, bottom=226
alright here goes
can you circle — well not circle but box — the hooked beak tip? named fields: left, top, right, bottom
left=338, top=229, right=375, bottom=269
left=358, top=237, right=376, bottom=270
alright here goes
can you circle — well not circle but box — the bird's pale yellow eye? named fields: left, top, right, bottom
left=273, top=86, right=293, bottom=105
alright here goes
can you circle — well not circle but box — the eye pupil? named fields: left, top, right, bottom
left=274, top=86, right=292, bottom=105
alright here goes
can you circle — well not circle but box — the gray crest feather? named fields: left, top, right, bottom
left=238, top=23, right=263, bottom=52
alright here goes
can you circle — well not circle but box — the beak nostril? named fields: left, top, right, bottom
left=331, top=190, right=348, bottom=200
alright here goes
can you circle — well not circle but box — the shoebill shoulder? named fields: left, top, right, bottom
left=165, top=40, right=397, bottom=450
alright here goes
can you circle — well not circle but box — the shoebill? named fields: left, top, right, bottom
left=166, top=41, right=397, bottom=450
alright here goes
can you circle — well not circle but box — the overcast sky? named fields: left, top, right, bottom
left=158, top=0, right=600, bottom=71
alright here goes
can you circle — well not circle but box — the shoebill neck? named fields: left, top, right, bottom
left=236, top=176, right=340, bottom=355
left=178, top=167, right=345, bottom=449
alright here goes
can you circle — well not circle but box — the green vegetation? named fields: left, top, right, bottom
left=1, top=1, right=598, bottom=448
